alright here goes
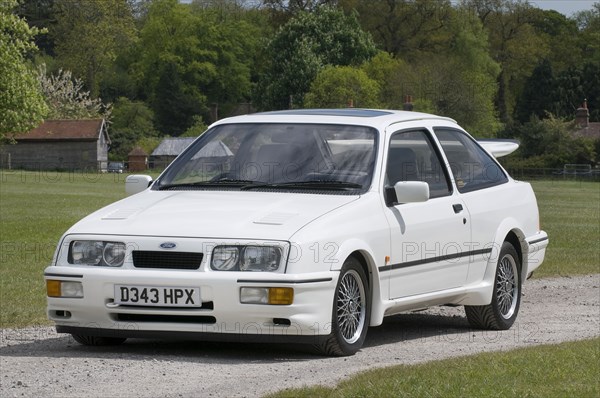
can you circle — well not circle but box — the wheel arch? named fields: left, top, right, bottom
left=471, top=221, right=527, bottom=306
left=346, top=249, right=385, bottom=327
left=505, top=230, right=523, bottom=265
left=484, top=220, right=526, bottom=277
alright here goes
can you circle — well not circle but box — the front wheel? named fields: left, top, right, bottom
left=465, top=242, right=521, bottom=330
left=316, top=257, right=370, bottom=356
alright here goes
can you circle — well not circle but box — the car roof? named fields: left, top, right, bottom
left=209, top=109, right=456, bottom=129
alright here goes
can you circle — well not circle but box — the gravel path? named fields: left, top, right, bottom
left=1, top=274, right=599, bottom=398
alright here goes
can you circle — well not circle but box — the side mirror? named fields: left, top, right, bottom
left=393, top=181, right=429, bottom=204
left=125, top=175, right=153, bottom=196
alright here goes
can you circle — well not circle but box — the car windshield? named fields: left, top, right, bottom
left=156, top=123, right=377, bottom=193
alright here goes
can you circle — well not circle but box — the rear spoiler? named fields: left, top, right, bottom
left=477, top=139, right=520, bottom=158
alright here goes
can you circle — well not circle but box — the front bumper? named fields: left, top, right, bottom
left=45, top=266, right=337, bottom=343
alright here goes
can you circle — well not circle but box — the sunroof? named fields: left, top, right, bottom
left=258, top=109, right=393, bottom=118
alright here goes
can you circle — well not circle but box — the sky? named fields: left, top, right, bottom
left=531, top=0, right=596, bottom=16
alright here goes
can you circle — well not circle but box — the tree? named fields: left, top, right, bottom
left=132, top=0, right=260, bottom=134
left=575, top=2, right=600, bottom=65
left=514, top=59, right=557, bottom=123
left=529, top=9, right=582, bottom=73
left=360, top=8, right=501, bottom=136
left=256, top=6, right=377, bottom=110
left=109, top=97, right=157, bottom=160
left=460, top=0, right=549, bottom=124
left=338, top=0, right=454, bottom=56
left=0, top=0, right=48, bottom=139
left=304, top=66, right=380, bottom=108
left=16, top=0, right=56, bottom=56
left=37, top=65, right=111, bottom=120
left=554, top=63, right=600, bottom=122
left=52, top=0, right=136, bottom=97
left=509, top=116, right=596, bottom=168
left=261, top=0, right=337, bottom=26
left=152, top=61, right=205, bottom=135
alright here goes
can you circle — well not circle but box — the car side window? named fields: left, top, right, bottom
left=387, top=130, right=451, bottom=198
left=434, top=128, right=508, bottom=193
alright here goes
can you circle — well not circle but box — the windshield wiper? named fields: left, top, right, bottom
left=241, top=180, right=363, bottom=191
left=158, top=179, right=261, bottom=190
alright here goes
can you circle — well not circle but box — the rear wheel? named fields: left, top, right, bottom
left=316, top=257, right=370, bottom=356
left=465, top=242, right=521, bottom=330
left=71, top=334, right=127, bottom=346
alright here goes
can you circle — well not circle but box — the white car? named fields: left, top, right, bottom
left=45, top=109, right=548, bottom=356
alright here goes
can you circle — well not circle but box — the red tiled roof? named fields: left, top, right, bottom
left=16, top=119, right=104, bottom=141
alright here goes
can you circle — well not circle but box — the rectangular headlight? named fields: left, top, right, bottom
left=211, top=246, right=282, bottom=272
left=240, top=287, right=293, bottom=305
left=47, top=280, right=83, bottom=298
left=69, top=241, right=126, bottom=267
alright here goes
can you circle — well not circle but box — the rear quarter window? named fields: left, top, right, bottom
left=434, top=128, right=508, bottom=193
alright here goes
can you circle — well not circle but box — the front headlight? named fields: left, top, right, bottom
left=69, top=241, right=126, bottom=267
left=211, top=246, right=282, bottom=272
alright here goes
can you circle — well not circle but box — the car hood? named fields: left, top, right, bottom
left=66, top=190, right=360, bottom=241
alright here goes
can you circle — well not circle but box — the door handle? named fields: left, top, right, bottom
left=453, top=204, right=463, bottom=213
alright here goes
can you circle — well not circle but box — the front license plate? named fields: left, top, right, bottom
left=114, top=285, right=201, bottom=307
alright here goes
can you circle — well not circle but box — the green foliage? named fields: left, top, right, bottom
left=361, top=10, right=501, bottom=136
left=514, top=59, right=556, bottom=123
left=530, top=9, right=582, bottom=73
left=463, top=0, right=550, bottom=123
left=180, top=115, right=208, bottom=138
left=339, top=0, right=455, bottom=56
left=257, top=6, right=377, bottom=109
left=516, top=60, right=599, bottom=123
left=109, top=97, right=157, bottom=160
left=0, top=0, right=48, bottom=138
left=5, top=0, right=600, bottom=172
left=133, top=0, right=258, bottom=135
left=304, top=66, right=380, bottom=108
left=52, top=0, right=137, bottom=97
left=16, top=0, right=56, bottom=56
left=575, top=3, right=600, bottom=64
left=508, top=116, right=596, bottom=168
left=554, top=63, right=600, bottom=122
left=37, top=65, right=111, bottom=120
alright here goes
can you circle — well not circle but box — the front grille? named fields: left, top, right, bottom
left=132, top=251, right=203, bottom=270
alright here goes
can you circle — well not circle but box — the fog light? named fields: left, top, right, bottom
left=46, top=280, right=83, bottom=298
left=268, top=287, right=293, bottom=305
left=240, top=287, right=294, bottom=305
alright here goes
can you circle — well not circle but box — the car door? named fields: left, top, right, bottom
left=433, top=128, right=512, bottom=283
left=382, top=129, right=471, bottom=299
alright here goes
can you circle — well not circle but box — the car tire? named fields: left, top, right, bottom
left=316, top=256, right=370, bottom=356
left=465, top=242, right=521, bottom=330
left=71, top=334, right=127, bottom=346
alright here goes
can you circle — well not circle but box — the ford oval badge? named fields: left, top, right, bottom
left=160, top=242, right=177, bottom=249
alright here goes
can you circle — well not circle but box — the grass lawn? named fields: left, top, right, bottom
left=531, top=180, right=600, bottom=277
left=267, top=338, right=600, bottom=398
left=0, top=170, right=131, bottom=327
